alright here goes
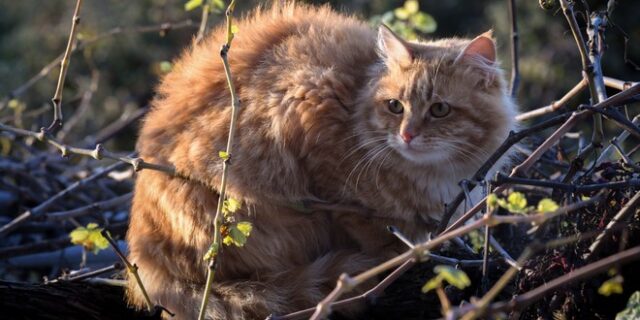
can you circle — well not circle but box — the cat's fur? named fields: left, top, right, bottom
left=126, top=2, right=517, bottom=319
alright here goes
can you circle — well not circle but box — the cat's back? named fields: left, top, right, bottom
left=138, top=3, right=376, bottom=163
left=136, top=3, right=379, bottom=204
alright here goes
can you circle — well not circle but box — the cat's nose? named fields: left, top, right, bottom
left=400, top=131, right=414, bottom=144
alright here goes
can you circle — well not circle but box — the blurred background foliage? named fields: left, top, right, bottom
left=0, top=0, right=639, bottom=152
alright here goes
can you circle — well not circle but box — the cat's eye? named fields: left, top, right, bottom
left=429, top=102, right=450, bottom=118
left=386, top=99, right=404, bottom=114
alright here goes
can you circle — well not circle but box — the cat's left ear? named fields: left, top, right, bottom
left=457, top=30, right=496, bottom=65
left=377, top=24, right=413, bottom=67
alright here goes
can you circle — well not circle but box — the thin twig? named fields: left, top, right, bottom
left=198, top=1, right=239, bottom=319
left=274, top=260, right=417, bottom=320
left=516, top=79, right=587, bottom=121
left=46, top=0, right=83, bottom=134
left=595, top=115, right=639, bottom=165
left=587, top=190, right=640, bottom=259
left=610, top=138, right=640, bottom=171
left=0, top=162, right=127, bottom=238
left=0, top=123, right=176, bottom=176
left=45, top=193, right=132, bottom=222
left=578, top=105, right=640, bottom=139
left=91, top=105, right=149, bottom=145
left=48, top=263, right=124, bottom=283
left=603, top=76, right=638, bottom=91
left=0, top=222, right=127, bottom=260
left=0, top=20, right=195, bottom=107
left=101, top=230, right=161, bottom=315
left=586, top=11, right=609, bottom=144
left=57, top=68, right=100, bottom=142
left=305, top=197, right=596, bottom=319
left=436, top=113, right=570, bottom=234
left=196, top=3, right=211, bottom=43
left=493, top=172, right=640, bottom=193
left=443, top=83, right=640, bottom=234
left=483, top=245, right=640, bottom=316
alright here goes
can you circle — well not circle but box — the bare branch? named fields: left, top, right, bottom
left=516, top=79, right=587, bottom=121
left=45, top=193, right=132, bottom=222
left=196, top=3, right=212, bottom=43
left=0, top=20, right=195, bottom=108
left=483, top=245, right=640, bottom=316
left=587, top=191, right=640, bottom=259
left=46, top=0, right=84, bottom=134
left=436, top=113, right=571, bottom=234
left=198, top=1, right=240, bottom=319
left=0, top=123, right=176, bottom=176
left=0, top=161, right=127, bottom=238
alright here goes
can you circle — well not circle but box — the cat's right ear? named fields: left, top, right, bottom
left=377, top=24, right=413, bottom=67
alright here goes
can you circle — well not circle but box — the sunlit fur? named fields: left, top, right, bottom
left=127, top=2, right=517, bottom=319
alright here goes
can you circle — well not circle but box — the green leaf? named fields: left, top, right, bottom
left=617, top=291, right=640, bottom=320
left=218, top=150, right=230, bottom=161
left=203, top=242, right=219, bottom=261
left=410, top=12, right=437, bottom=33
left=403, top=0, right=419, bottom=14
left=537, top=198, right=559, bottom=213
left=434, top=265, right=471, bottom=290
left=394, top=8, right=410, bottom=20
left=599, top=276, right=624, bottom=296
left=184, top=0, right=203, bottom=11
left=69, top=223, right=109, bottom=254
left=421, top=275, right=442, bottom=293
left=209, top=0, right=225, bottom=11
left=223, top=222, right=251, bottom=247
left=223, top=198, right=241, bottom=215
left=236, top=221, right=252, bottom=237
left=507, top=192, right=527, bottom=212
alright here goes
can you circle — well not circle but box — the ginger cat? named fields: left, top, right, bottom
left=126, top=2, right=517, bottom=319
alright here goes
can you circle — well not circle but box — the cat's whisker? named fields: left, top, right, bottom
left=355, top=144, right=391, bottom=191
left=344, top=143, right=388, bottom=194
left=451, top=141, right=492, bottom=161
left=374, top=148, right=395, bottom=190
left=337, top=129, right=388, bottom=143
left=445, top=142, right=489, bottom=165
left=339, top=136, right=388, bottom=164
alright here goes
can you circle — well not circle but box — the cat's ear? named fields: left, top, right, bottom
left=377, top=24, right=413, bottom=67
left=457, top=30, right=496, bottom=65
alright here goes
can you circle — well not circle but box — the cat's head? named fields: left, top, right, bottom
left=356, top=26, right=518, bottom=170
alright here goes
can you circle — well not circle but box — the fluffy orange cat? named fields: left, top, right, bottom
left=126, top=2, right=517, bottom=319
